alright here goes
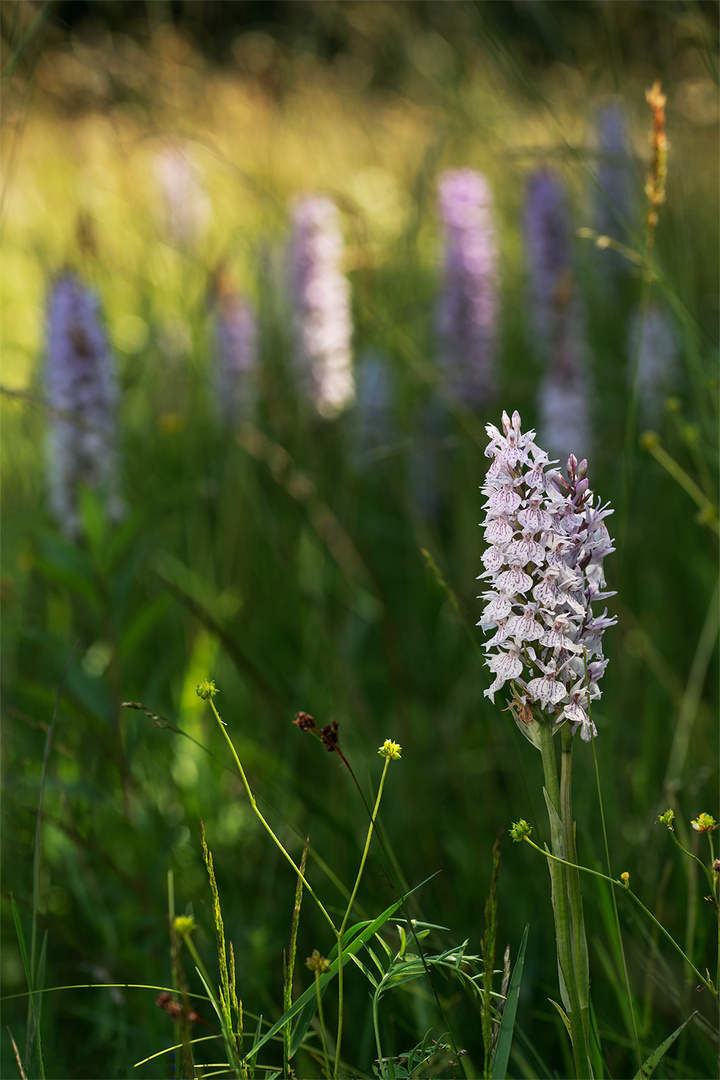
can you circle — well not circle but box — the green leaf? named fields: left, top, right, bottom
left=345, top=951, right=380, bottom=988
left=266, top=899, right=404, bottom=1061
left=632, top=1012, right=698, bottom=1080
left=548, top=998, right=572, bottom=1039
left=288, top=993, right=324, bottom=1060
left=254, top=876, right=438, bottom=1064
left=491, top=923, right=528, bottom=1080
left=366, top=944, right=389, bottom=976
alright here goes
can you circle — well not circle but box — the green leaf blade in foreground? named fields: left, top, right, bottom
left=491, top=924, right=529, bottom=1080
left=253, top=874, right=438, bottom=1064
left=632, top=1012, right=698, bottom=1080
left=254, top=899, right=402, bottom=1061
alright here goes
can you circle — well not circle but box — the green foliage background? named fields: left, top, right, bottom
left=1, top=2, right=718, bottom=1077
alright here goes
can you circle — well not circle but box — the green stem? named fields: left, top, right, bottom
left=521, top=836, right=717, bottom=996
left=666, top=828, right=718, bottom=899
left=209, top=700, right=337, bottom=935
left=560, top=726, right=589, bottom=1025
left=372, top=990, right=385, bottom=1079
left=314, top=970, right=332, bottom=1079
left=334, top=757, right=391, bottom=1080
left=537, top=719, right=592, bottom=1079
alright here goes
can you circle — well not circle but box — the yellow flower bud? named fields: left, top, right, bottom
left=378, top=739, right=402, bottom=760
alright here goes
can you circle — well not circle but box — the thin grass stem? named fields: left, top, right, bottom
left=590, top=735, right=642, bottom=1069
left=208, top=698, right=337, bottom=935
left=334, top=756, right=391, bottom=1080
left=519, top=835, right=716, bottom=995
left=314, top=969, right=332, bottom=1080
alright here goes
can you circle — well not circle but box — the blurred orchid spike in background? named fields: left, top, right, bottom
left=288, top=194, right=355, bottom=420
left=210, top=263, right=258, bottom=427
left=629, top=303, right=679, bottom=425
left=478, top=410, right=616, bottom=743
left=537, top=302, right=592, bottom=464
left=524, top=169, right=573, bottom=360
left=45, top=271, right=125, bottom=539
left=593, top=99, right=634, bottom=289
left=524, top=168, right=592, bottom=461
left=436, top=168, right=498, bottom=409
left=155, top=142, right=210, bottom=249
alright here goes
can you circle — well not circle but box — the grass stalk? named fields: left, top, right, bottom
left=313, top=968, right=332, bottom=1080
left=334, top=755, right=392, bottom=1080
left=206, top=695, right=337, bottom=936
left=283, top=837, right=309, bottom=1078
left=481, top=830, right=502, bottom=1079
left=590, top=737, right=642, bottom=1070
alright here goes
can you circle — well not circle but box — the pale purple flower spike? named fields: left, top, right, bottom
left=629, top=304, right=679, bottom=424
left=479, top=410, right=616, bottom=741
left=436, top=169, right=498, bottom=408
left=155, top=144, right=209, bottom=248
left=45, top=272, right=124, bottom=538
left=288, top=195, right=354, bottom=419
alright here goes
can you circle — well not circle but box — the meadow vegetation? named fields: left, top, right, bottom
left=1, top=3, right=718, bottom=1077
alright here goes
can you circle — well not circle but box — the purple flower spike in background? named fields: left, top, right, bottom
left=211, top=265, right=258, bottom=427
left=593, top=101, right=634, bottom=291
left=479, top=410, right=616, bottom=743
left=595, top=102, right=633, bottom=239
left=436, top=168, right=498, bottom=408
left=288, top=195, right=354, bottom=420
left=45, top=272, right=125, bottom=539
left=524, top=169, right=573, bottom=360
left=629, top=303, right=679, bottom=425
left=537, top=308, right=592, bottom=464
left=525, top=168, right=592, bottom=460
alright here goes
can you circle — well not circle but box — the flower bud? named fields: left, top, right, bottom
left=196, top=680, right=218, bottom=700
left=378, top=739, right=402, bottom=761
left=306, top=949, right=331, bottom=974
left=510, top=819, right=532, bottom=842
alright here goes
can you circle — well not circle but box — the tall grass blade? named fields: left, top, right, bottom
left=491, top=924, right=529, bottom=1080
left=10, top=897, right=45, bottom=1080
